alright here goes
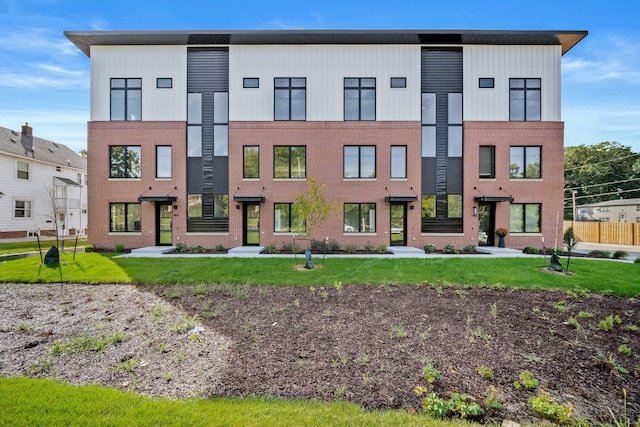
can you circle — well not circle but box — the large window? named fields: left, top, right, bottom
left=448, top=93, right=463, bottom=157
left=479, top=146, right=495, bottom=178
left=421, top=93, right=436, bottom=157
left=187, top=93, right=202, bottom=157
left=110, top=146, right=141, bottom=178
left=421, top=195, right=436, bottom=218
left=274, top=146, right=306, bottom=179
left=510, top=146, right=541, bottom=179
left=275, top=78, right=306, bottom=120
left=510, top=203, right=541, bottom=233
left=110, top=203, right=141, bottom=232
left=16, top=160, right=29, bottom=180
left=214, top=194, right=229, bottom=218
left=344, top=78, right=375, bottom=121
left=344, top=146, right=376, bottom=179
left=14, top=200, right=32, bottom=218
left=243, top=146, right=259, bottom=179
left=344, top=203, right=376, bottom=233
left=391, top=146, right=407, bottom=179
left=510, top=78, right=541, bottom=121
left=187, top=194, right=202, bottom=218
left=111, top=78, right=141, bottom=121
left=156, top=146, right=171, bottom=178
left=274, top=203, right=305, bottom=233
left=213, top=92, right=229, bottom=156
left=448, top=195, right=462, bottom=218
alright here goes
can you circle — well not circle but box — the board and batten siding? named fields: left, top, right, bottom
left=90, top=46, right=187, bottom=122
left=463, top=45, right=562, bottom=122
left=229, top=44, right=421, bottom=122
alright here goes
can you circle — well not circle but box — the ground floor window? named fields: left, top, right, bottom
left=344, top=203, right=376, bottom=233
left=14, top=200, right=32, bottom=218
left=510, top=203, right=541, bottom=233
left=187, top=194, right=202, bottom=218
left=214, top=194, right=229, bottom=218
left=448, top=195, right=462, bottom=218
left=110, top=203, right=141, bottom=232
left=274, top=203, right=305, bottom=233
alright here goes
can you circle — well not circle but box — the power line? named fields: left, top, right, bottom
left=565, top=177, right=640, bottom=192
left=564, top=152, right=640, bottom=172
left=563, top=187, right=639, bottom=202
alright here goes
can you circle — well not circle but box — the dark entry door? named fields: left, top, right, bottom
left=390, top=203, right=407, bottom=246
left=157, top=203, right=173, bottom=246
left=477, top=202, right=495, bottom=246
left=243, top=203, right=260, bottom=246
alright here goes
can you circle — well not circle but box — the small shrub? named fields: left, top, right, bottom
left=448, top=393, right=482, bottom=420
left=214, top=244, right=226, bottom=252
left=263, top=244, right=278, bottom=254
left=188, top=245, right=205, bottom=254
left=175, top=242, right=188, bottom=252
left=523, top=246, right=539, bottom=254
left=363, top=242, right=375, bottom=253
left=419, top=392, right=448, bottom=418
left=282, top=243, right=303, bottom=254
left=443, top=244, right=459, bottom=254
left=376, top=244, right=388, bottom=254
left=612, top=250, right=628, bottom=260
left=588, top=249, right=610, bottom=258
left=518, top=370, right=539, bottom=390
left=462, top=244, right=476, bottom=253
left=114, top=244, right=125, bottom=253
left=345, top=244, right=358, bottom=254
left=477, top=365, right=494, bottom=380
left=84, top=244, right=95, bottom=253
left=529, top=390, right=574, bottom=424
left=423, top=244, right=436, bottom=253
left=635, top=257, right=640, bottom=264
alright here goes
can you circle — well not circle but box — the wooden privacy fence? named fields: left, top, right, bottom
left=563, top=221, right=640, bottom=246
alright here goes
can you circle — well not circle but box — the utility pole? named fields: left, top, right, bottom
left=572, top=189, right=578, bottom=221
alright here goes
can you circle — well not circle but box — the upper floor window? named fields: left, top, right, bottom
left=243, top=146, right=259, bottom=179
left=344, top=146, right=376, bottom=179
left=110, top=145, right=141, bottom=178
left=156, top=78, right=172, bottom=89
left=510, top=203, right=541, bottom=233
left=390, top=77, right=406, bottom=88
left=110, top=78, right=141, bottom=121
left=243, top=78, right=259, bottom=88
left=421, top=93, right=436, bottom=157
left=479, top=146, right=495, bottom=178
left=274, top=203, right=305, bottom=233
left=76, top=172, right=83, bottom=185
left=510, top=78, right=540, bottom=121
left=344, top=203, right=376, bottom=233
left=479, top=78, right=494, bottom=88
left=344, top=78, right=375, bottom=121
left=156, top=146, right=172, bottom=179
left=187, top=93, right=202, bottom=157
left=14, top=200, right=32, bottom=218
left=448, top=93, right=463, bottom=157
left=510, top=146, right=541, bottom=179
left=16, top=160, right=29, bottom=180
left=213, top=92, right=229, bottom=156
left=275, top=78, right=306, bottom=121
left=110, top=202, right=141, bottom=232
left=391, top=146, right=407, bottom=179
left=274, top=146, right=306, bottom=179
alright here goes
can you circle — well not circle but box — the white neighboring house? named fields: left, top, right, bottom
left=0, top=123, right=87, bottom=239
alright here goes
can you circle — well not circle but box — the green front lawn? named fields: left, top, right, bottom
left=0, top=377, right=473, bottom=427
left=1, top=252, right=638, bottom=296
left=0, top=238, right=87, bottom=255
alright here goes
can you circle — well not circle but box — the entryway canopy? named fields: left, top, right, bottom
left=384, top=196, right=418, bottom=202
left=233, top=195, right=266, bottom=202
left=138, top=195, right=177, bottom=202
left=473, top=196, right=514, bottom=203
left=54, top=176, right=81, bottom=186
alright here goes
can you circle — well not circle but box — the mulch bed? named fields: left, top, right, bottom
left=142, top=281, right=640, bottom=424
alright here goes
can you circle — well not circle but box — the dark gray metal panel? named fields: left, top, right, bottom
left=213, top=157, right=229, bottom=193
left=447, top=158, right=463, bottom=193
left=421, top=158, right=436, bottom=194
left=187, top=218, right=229, bottom=232
left=187, top=48, right=229, bottom=92
left=202, top=193, right=214, bottom=219
left=421, top=48, right=463, bottom=92
left=421, top=218, right=463, bottom=233
left=186, top=158, right=203, bottom=193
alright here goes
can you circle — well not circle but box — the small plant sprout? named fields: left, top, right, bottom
left=490, top=302, right=497, bottom=319
left=599, top=314, right=622, bottom=331
left=390, top=325, right=408, bottom=339
left=422, top=363, right=442, bottom=384
left=618, top=344, right=632, bottom=357
left=477, top=366, right=494, bottom=380
left=516, top=370, right=539, bottom=390
left=529, top=389, right=574, bottom=424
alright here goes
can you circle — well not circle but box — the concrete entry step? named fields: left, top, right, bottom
left=476, top=246, right=524, bottom=256
left=130, top=246, right=175, bottom=255
left=228, top=246, right=265, bottom=256
left=388, top=246, right=426, bottom=256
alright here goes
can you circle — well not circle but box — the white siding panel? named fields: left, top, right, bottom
left=91, top=46, right=187, bottom=122
left=229, top=45, right=420, bottom=121
left=463, top=45, right=562, bottom=122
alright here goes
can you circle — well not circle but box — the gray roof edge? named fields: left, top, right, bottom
left=64, top=29, right=588, bottom=57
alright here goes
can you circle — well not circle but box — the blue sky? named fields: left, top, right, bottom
left=1, top=0, right=639, bottom=154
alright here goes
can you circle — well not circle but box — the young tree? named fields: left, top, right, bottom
left=293, top=177, right=335, bottom=240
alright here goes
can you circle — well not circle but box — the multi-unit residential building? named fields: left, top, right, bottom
left=576, top=198, right=640, bottom=223
left=65, top=29, right=586, bottom=250
left=0, top=123, right=87, bottom=238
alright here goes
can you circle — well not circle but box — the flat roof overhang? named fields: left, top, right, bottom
left=64, top=29, right=588, bottom=58
left=384, top=196, right=418, bottom=202
left=233, top=196, right=266, bottom=202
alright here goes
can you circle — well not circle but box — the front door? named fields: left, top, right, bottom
left=244, top=203, right=260, bottom=246
left=157, top=203, right=173, bottom=246
left=477, top=202, right=495, bottom=246
left=390, top=202, right=407, bottom=246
